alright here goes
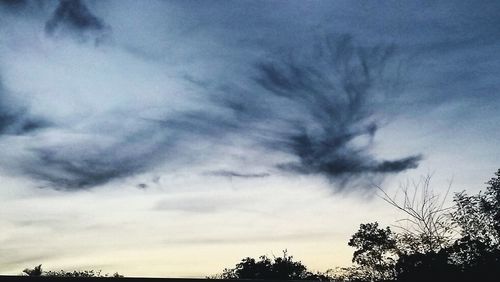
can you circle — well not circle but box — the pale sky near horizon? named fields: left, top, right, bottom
left=0, top=0, right=499, bottom=277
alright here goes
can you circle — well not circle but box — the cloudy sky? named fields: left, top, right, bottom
left=0, top=0, right=499, bottom=277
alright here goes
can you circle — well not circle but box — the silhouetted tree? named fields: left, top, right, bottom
left=211, top=250, right=328, bottom=280
left=346, top=170, right=500, bottom=281
left=22, top=265, right=42, bottom=277
left=348, top=222, right=397, bottom=281
left=447, top=169, right=500, bottom=277
left=394, top=249, right=458, bottom=282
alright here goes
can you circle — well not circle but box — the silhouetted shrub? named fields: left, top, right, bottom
left=210, top=250, right=329, bottom=280
left=22, top=265, right=123, bottom=278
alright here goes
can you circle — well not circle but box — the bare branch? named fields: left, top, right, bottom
left=375, top=175, right=456, bottom=253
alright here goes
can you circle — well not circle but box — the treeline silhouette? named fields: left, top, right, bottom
left=21, top=265, right=122, bottom=278
left=19, top=169, right=500, bottom=282
left=210, top=169, right=500, bottom=282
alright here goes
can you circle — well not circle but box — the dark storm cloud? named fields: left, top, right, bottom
left=15, top=123, right=179, bottom=189
left=371, top=156, right=422, bottom=173
left=0, top=79, right=48, bottom=135
left=179, top=35, right=421, bottom=188
left=0, top=108, right=47, bottom=135
left=24, top=148, right=139, bottom=189
left=0, top=0, right=27, bottom=9
left=256, top=37, right=422, bottom=181
left=0, top=0, right=46, bottom=9
left=17, top=32, right=419, bottom=190
left=1, top=1, right=498, bottom=191
left=45, top=0, right=109, bottom=42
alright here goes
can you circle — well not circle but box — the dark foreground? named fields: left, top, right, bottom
left=0, top=277, right=303, bottom=282
left=3, top=275, right=500, bottom=282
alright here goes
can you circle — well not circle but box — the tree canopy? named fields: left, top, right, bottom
left=346, top=169, right=500, bottom=281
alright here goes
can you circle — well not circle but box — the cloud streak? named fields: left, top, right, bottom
left=207, top=170, right=270, bottom=179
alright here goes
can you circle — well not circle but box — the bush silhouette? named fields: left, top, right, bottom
left=22, top=265, right=123, bottom=278
left=22, top=265, right=42, bottom=277
left=211, top=250, right=328, bottom=280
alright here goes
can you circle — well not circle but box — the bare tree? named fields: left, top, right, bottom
left=376, top=175, right=456, bottom=254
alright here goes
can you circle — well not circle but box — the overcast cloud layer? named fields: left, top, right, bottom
left=0, top=0, right=499, bottom=191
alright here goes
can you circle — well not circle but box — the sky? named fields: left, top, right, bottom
left=0, top=0, right=499, bottom=278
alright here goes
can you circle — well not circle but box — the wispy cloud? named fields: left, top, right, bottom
left=162, top=232, right=337, bottom=245
left=1, top=0, right=498, bottom=192
left=206, top=170, right=270, bottom=179
left=0, top=1, right=422, bottom=191
left=173, top=35, right=422, bottom=189
left=252, top=36, right=422, bottom=185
